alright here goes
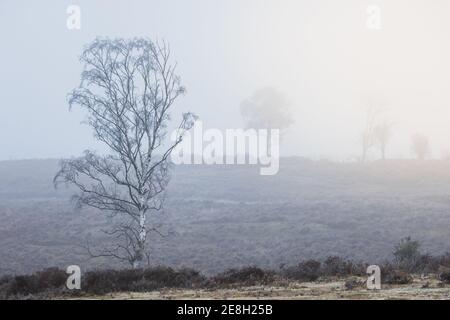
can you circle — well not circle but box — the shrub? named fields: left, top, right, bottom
left=322, top=256, right=365, bottom=277
left=83, top=267, right=206, bottom=294
left=344, top=278, right=365, bottom=290
left=438, top=269, right=450, bottom=284
left=382, top=268, right=413, bottom=285
left=3, top=268, right=67, bottom=297
left=209, top=267, right=276, bottom=288
left=6, top=275, right=39, bottom=296
left=0, top=275, right=13, bottom=286
left=393, top=237, right=421, bottom=272
left=282, top=260, right=322, bottom=281
left=35, top=268, right=67, bottom=289
left=426, top=253, right=450, bottom=274
left=413, top=254, right=435, bottom=273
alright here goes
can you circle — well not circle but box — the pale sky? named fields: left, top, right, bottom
left=1, top=0, right=450, bottom=161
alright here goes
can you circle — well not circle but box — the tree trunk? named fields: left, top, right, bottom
left=133, top=211, right=147, bottom=269
left=362, top=146, right=367, bottom=163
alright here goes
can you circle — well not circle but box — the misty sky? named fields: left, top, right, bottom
left=2, top=0, right=450, bottom=161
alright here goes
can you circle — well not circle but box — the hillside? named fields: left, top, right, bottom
left=1, top=158, right=450, bottom=275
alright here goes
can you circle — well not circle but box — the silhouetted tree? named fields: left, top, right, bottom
left=360, top=106, right=381, bottom=162
left=373, top=121, right=393, bottom=160
left=411, top=133, right=430, bottom=160
left=240, top=87, right=293, bottom=133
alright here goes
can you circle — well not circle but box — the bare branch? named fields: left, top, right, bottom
left=55, top=38, right=196, bottom=268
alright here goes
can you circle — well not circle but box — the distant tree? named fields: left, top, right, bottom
left=441, top=149, right=450, bottom=161
left=54, top=38, right=196, bottom=268
left=360, top=106, right=381, bottom=162
left=411, top=133, right=430, bottom=160
left=393, top=237, right=421, bottom=271
left=240, top=87, right=293, bottom=133
left=373, top=121, right=393, bottom=160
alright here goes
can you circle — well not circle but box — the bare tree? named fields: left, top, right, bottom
left=411, top=133, right=430, bottom=160
left=54, top=38, right=196, bottom=268
left=240, top=87, right=293, bottom=133
left=373, top=120, right=393, bottom=160
left=360, top=106, right=380, bottom=162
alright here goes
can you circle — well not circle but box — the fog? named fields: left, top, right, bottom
left=1, top=0, right=450, bottom=161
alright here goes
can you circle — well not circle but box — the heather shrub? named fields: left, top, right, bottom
left=2, top=268, right=67, bottom=298
left=381, top=264, right=413, bottom=285
left=438, top=269, right=450, bottom=284
left=210, top=267, right=276, bottom=288
left=83, top=267, right=206, bottom=294
left=282, top=260, right=322, bottom=281
left=322, top=256, right=365, bottom=277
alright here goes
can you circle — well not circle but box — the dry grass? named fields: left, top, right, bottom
left=61, top=275, right=450, bottom=300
